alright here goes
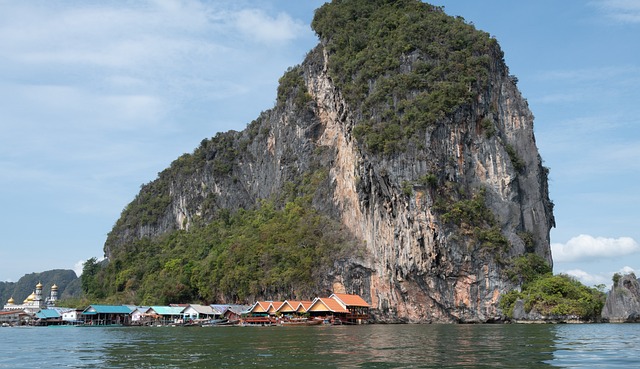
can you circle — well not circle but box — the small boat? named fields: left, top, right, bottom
left=240, top=316, right=277, bottom=326
left=280, top=318, right=323, bottom=326
left=182, top=321, right=202, bottom=327
left=202, top=318, right=239, bottom=326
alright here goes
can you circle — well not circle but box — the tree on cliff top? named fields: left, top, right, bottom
left=312, top=0, right=499, bottom=155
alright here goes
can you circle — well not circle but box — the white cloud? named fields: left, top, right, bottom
left=592, top=0, right=640, bottom=23
left=73, top=260, right=85, bottom=277
left=563, top=269, right=610, bottom=287
left=552, top=234, right=640, bottom=262
left=561, top=266, right=637, bottom=289
left=0, top=1, right=312, bottom=203
left=618, top=265, right=637, bottom=275
left=232, top=9, right=307, bottom=44
left=74, top=257, right=106, bottom=277
left=0, top=1, right=309, bottom=106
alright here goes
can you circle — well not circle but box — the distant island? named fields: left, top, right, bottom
left=0, top=269, right=80, bottom=306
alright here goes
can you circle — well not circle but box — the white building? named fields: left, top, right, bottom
left=61, top=308, right=83, bottom=324
left=3, top=282, right=59, bottom=313
left=182, top=304, right=217, bottom=321
left=130, top=307, right=151, bottom=323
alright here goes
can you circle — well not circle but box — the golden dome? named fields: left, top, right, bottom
left=7, top=297, right=14, bottom=304
left=51, top=284, right=58, bottom=290
left=26, top=291, right=36, bottom=302
left=36, top=282, right=43, bottom=289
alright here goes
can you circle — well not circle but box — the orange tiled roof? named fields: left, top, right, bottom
left=249, top=301, right=272, bottom=313
left=276, top=301, right=297, bottom=313
left=296, top=301, right=313, bottom=312
left=277, top=300, right=312, bottom=313
left=330, top=293, right=370, bottom=307
left=268, top=301, right=284, bottom=312
left=308, top=298, right=349, bottom=313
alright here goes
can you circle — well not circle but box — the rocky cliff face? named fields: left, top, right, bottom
left=104, top=1, right=554, bottom=322
left=602, top=274, right=640, bottom=322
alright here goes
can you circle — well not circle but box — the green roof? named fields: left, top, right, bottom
left=82, top=305, right=133, bottom=315
left=36, top=309, right=61, bottom=319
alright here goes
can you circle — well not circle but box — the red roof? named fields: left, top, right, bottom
left=330, top=293, right=370, bottom=307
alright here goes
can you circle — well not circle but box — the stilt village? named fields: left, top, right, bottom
left=0, top=282, right=371, bottom=327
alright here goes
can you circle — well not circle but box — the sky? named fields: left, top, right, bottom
left=1, top=1, right=638, bottom=290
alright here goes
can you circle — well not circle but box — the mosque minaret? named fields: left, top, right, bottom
left=34, top=282, right=43, bottom=306
left=46, top=284, right=58, bottom=305
left=2, top=282, right=58, bottom=312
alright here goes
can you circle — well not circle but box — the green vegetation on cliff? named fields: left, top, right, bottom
left=436, top=188, right=509, bottom=254
left=500, top=254, right=605, bottom=320
left=312, top=0, right=499, bottom=155
left=278, top=65, right=313, bottom=110
left=84, top=195, right=357, bottom=305
left=107, top=130, right=242, bottom=243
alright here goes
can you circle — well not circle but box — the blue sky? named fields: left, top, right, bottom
left=1, top=1, right=638, bottom=290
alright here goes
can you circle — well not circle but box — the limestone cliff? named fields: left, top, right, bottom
left=103, top=0, right=554, bottom=322
left=602, top=273, right=640, bottom=322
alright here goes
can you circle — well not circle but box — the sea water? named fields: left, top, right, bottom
left=1, top=323, right=639, bottom=368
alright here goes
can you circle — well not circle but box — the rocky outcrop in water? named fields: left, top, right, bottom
left=101, top=0, right=554, bottom=322
left=510, top=299, right=591, bottom=324
left=602, top=273, right=640, bottom=322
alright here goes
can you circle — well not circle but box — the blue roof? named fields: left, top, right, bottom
left=36, top=309, right=61, bottom=319
left=82, top=305, right=133, bottom=315
left=149, top=306, right=184, bottom=315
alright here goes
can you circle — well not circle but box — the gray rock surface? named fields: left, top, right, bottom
left=602, top=273, right=640, bottom=322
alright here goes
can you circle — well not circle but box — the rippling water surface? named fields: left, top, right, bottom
left=1, top=324, right=639, bottom=368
